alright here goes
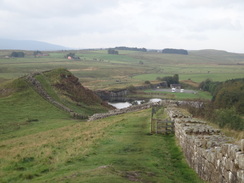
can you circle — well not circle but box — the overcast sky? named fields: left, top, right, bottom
left=1, top=0, right=244, bottom=52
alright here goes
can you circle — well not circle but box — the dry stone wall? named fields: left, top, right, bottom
left=166, top=106, right=244, bottom=183
left=88, top=102, right=161, bottom=121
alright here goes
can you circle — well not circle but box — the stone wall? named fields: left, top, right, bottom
left=166, top=106, right=244, bottom=183
left=88, top=101, right=161, bottom=121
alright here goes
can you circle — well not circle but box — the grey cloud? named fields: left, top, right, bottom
left=1, top=0, right=118, bottom=18
left=190, top=18, right=242, bottom=32
left=0, top=0, right=244, bottom=52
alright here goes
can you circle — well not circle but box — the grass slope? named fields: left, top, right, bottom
left=143, top=89, right=212, bottom=100
left=37, top=69, right=111, bottom=115
left=0, top=69, right=111, bottom=140
left=0, top=77, right=71, bottom=140
left=0, top=109, right=204, bottom=183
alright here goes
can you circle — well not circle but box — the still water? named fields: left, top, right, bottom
left=109, top=98, right=162, bottom=109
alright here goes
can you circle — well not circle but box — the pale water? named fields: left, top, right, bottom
left=109, top=98, right=162, bottom=109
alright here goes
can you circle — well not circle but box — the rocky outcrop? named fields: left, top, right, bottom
left=95, top=89, right=129, bottom=101
left=166, top=107, right=244, bottom=183
left=95, top=82, right=167, bottom=101
left=25, top=72, right=87, bottom=119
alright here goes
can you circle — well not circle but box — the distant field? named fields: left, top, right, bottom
left=0, top=49, right=243, bottom=90
left=143, top=89, right=212, bottom=100
left=134, top=72, right=244, bottom=83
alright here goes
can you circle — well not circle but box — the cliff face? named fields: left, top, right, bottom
left=55, top=73, right=103, bottom=105
left=95, top=82, right=167, bottom=101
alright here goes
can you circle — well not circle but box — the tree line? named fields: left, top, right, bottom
left=10, top=52, right=25, bottom=58
left=107, top=49, right=119, bottom=55
left=114, top=46, right=147, bottom=52
left=162, top=48, right=188, bottom=55
left=186, top=78, right=244, bottom=130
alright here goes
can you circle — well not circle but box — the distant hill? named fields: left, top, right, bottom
left=188, top=49, right=244, bottom=63
left=0, top=38, right=67, bottom=50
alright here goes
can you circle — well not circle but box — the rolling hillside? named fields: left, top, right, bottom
left=0, top=49, right=243, bottom=90
left=0, top=68, right=205, bottom=183
left=0, top=68, right=111, bottom=139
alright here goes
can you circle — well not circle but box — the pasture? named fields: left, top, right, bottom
left=0, top=49, right=242, bottom=182
left=0, top=108, right=205, bottom=183
left=0, top=49, right=244, bottom=90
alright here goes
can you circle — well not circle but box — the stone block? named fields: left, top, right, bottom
left=222, top=144, right=231, bottom=156
left=225, top=158, right=235, bottom=172
left=228, top=171, right=237, bottom=183
left=241, top=139, right=244, bottom=153
left=236, top=153, right=244, bottom=169
left=237, top=170, right=244, bottom=183
left=228, top=145, right=241, bottom=161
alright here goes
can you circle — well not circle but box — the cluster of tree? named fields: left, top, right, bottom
left=64, top=53, right=80, bottom=60
left=114, top=46, right=147, bottom=52
left=185, top=78, right=244, bottom=131
left=33, top=50, right=43, bottom=57
left=10, top=51, right=25, bottom=58
left=186, top=101, right=243, bottom=131
left=199, top=78, right=244, bottom=114
left=107, top=49, right=119, bottom=55
left=162, top=48, right=188, bottom=55
left=157, top=74, right=179, bottom=87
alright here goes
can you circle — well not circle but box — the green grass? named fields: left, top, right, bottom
left=0, top=109, right=205, bottom=183
left=1, top=49, right=242, bottom=182
left=133, top=67, right=244, bottom=83
left=0, top=78, right=71, bottom=140
left=143, top=89, right=212, bottom=100
left=173, top=91, right=212, bottom=100
left=1, top=49, right=243, bottom=90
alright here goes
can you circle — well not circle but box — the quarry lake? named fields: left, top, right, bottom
left=109, top=98, right=162, bottom=109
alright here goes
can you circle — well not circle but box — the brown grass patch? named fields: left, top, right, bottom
left=181, top=79, right=199, bottom=88
left=69, top=67, right=97, bottom=72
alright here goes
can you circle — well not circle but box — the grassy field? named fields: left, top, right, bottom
left=0, top=49, right=243, bottom=90
left=133, top=65, right=244, bottom=82
left=143, top=90, right=212, bottom=100
left=1, top=49, right=243, bottom=182
left=0, top=109, right=205, bottom=183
